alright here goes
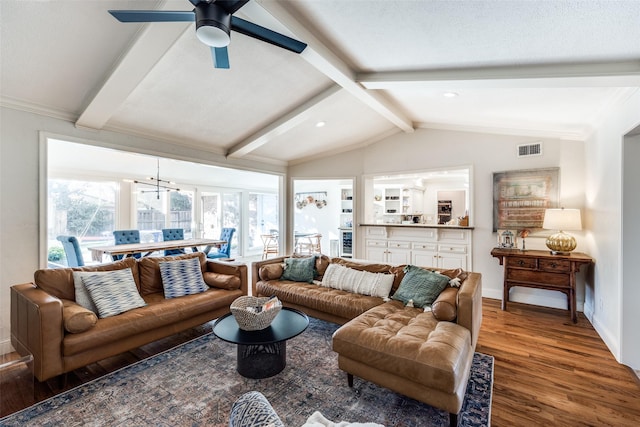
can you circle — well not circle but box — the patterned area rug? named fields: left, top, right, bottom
left=0, top=318, right=493, bottom=427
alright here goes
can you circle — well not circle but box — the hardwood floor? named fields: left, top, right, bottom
left=2, top=298, right=640, bottom=425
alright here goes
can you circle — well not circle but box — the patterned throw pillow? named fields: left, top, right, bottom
left=81, top=268, right=146, bottom=318
left=392, top=265, right=450, bottom=308
left=280, top=256, right=316, bottom=283
left=159, top=257, right=209, bottom=298
left=72, top=271, right=101, bottom=313
left=321, top=263, right=394, bottom=298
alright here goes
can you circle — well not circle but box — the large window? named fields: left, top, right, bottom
left=136, top=188, right=194, bottom=241
left=47, top=179, right=117, bottom=266
left=46, top=138, right=281, bottom=262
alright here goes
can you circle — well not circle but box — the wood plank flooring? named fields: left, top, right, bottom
left=2, top=298, right=640, bottom=425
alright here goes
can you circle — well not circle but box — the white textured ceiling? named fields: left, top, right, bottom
left=2, top=0, right=639, bottom=166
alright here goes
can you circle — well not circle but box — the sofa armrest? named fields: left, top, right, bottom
left=11, top=283, right=65, bottom=382
left=251, top=256, right=287, bottom=296
left=456, top=272, right=482, bottom=350
left=205, top=260, right=249, bottom=296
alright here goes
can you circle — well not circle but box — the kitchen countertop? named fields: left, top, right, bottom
left=359, top=223, right=474, bottom=230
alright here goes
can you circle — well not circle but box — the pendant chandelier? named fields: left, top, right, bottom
left=134, top=159, right=180, bottom=200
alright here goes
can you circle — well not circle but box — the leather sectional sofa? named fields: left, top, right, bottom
left=11, top=252, right=248, bottom=382
left=252, top=255, right=482, bottom=427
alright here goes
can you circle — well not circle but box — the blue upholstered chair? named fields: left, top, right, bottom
left=162, top=228, right=185, bottom=256
left=207, top=227, right=236, bottom=259
left=112, top=229, right=141, bottom=260
left=56, top=235, right=85, bottom=267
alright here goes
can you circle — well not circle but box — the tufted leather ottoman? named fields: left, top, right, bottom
left=332, top=300, right=474, bottom=427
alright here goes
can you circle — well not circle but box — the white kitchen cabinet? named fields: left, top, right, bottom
left=362, top=225, right=472, bottom=270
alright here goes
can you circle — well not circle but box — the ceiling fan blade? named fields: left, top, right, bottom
left=231, top=16, right=307, bottom=54
left=108, top=10, right=195, bottom=23
left=217, top=0, right=250, bottom=14
left=187, top=0, right=203, bottom=6
left=211, top=47, right=230, bottom=69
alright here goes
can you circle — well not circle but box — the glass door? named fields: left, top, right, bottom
left=201, top=191, right=241, bottom=256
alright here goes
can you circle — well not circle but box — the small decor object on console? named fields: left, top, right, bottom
left=231, top=296, right=282, bottom=331
left=497, top=229, right=517, bottom=248
left=519, top=229, right=530, bottom=251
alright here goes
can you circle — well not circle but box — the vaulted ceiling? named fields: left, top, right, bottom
left=2, top=0, right=639, bottom=166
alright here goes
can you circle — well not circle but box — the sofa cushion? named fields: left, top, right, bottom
left=431, top=287, right=459, bottom=321
left=281, top=256, right=316, bottom=283
left=332, top=301, right=472, bottom=394
left=204, top=271, right=241, bottom=290
left=257, top=280, right=384, bottom=320
left=160, top=257, right=208, bottom=298
left=259, top=263, right=284, bottom=281
left=138, top=252, right=205, bottom=296
left=82, top=268, right=147, bottom=318
left=392, top=265, right=450, bottom=308
left=321, top=263, right=394, bottom=298
left=34, top=257, right=139, bottom=301
left=62, top=299, right=98, bottom=334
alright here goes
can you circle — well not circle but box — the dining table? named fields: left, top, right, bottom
left=88, top=238, right=226, bottom=262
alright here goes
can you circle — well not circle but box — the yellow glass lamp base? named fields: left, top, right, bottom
left=545, top=231, right=577, bottom=255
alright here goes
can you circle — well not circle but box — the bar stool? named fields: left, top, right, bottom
left=297, top=233, right=322, bottom=255
left=261, top=234, right=279, bottom=260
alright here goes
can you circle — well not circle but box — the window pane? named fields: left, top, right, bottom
left=170, top=191, right=193, bottom=238
left=48, top=179, right=117, bottom=266
left=136, top=187, right=166, bottom=242
left=249, top=192, right=278, bottom=250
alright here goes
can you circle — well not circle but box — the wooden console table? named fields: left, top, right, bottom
left=490, top=248, right=593, bottom=323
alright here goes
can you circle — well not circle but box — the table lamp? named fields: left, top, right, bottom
left=542, top=208, right=582, bottom=254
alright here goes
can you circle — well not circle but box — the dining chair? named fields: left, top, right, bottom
left=207, top=227, right=236, bottom=260
left=297, top=233, right=322, bottom=255
left=56, top=235, right=85, bottom=267
left=112, top=229, right=141, bottom=259
left=261, top=233, right=279, bottom=260
left=162, top=228, right=186, bottom=256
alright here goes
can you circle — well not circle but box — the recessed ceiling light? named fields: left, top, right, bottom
left=443, top=92, right=459, bottom=98
left=315, top=121, right=326, bottom=128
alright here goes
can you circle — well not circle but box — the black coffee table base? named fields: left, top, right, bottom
left=237, top=342, right=286, bottom=379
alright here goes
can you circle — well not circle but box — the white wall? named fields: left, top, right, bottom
left=290, top=128, right=587, bottom=309
left=584, top=89, right=640, bottom=367
left=0, top=107, right=286, bottom=354
left=293, top=179, right=343, bottom=254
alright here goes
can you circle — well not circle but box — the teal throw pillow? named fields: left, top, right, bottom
left=281, top=256, right=316, bottom=283
left=392, top=265, right=450, bottom=308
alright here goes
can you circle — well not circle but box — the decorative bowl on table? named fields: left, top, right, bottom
left=230, top=296, right=282, bottom=331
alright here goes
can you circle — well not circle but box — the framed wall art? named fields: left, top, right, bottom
left=492, top=167, right=559, bottom=232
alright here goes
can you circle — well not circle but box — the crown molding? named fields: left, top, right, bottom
left=0, top=97, right=78, bottom=122
left=415, top=121, right=589, bottom=141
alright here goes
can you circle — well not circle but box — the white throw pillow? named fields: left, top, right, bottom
left=302, top=411, right=384, bottom=427
left=72, top=271, right=100, bottom=314
left=321, top=263, right=394, bottom=298
left=159, top=257, right=208, bottom=298
left=81, top=268, right=146, bottom=318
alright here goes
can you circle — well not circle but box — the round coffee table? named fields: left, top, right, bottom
left=213, top=307, right=309, bottom=379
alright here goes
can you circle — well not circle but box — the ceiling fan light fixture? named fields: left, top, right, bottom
left=196, top=24, right=230, bottom=47
left=195, top=3, right=231, bottom=47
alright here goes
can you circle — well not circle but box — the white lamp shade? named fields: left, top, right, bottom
left=542, top=208, right=582, bottom=231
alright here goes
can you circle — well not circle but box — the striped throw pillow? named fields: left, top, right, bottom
left=81, top=268, right=146, bottom=318
left=159, top=257, right=208, bottom=298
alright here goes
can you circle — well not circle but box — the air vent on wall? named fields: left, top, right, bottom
left=517, top=142, right=543, bottom=157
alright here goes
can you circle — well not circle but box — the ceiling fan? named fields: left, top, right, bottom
left=109, top=0, right=307, bottom=69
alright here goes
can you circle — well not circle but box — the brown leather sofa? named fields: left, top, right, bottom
left=11, top=252, right=248, bottom=382
left=252, top=255, right=482, bottom=427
